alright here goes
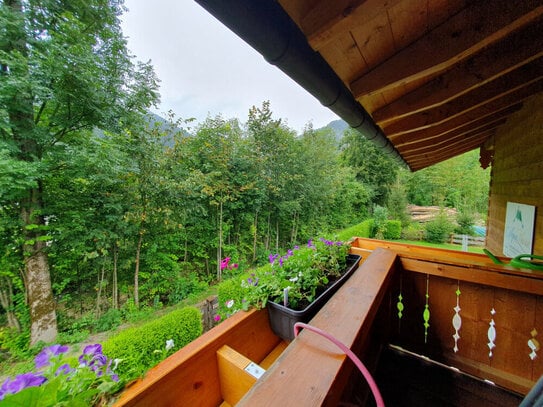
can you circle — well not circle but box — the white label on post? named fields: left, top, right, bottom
left=244, top=362, right=265, bottom=379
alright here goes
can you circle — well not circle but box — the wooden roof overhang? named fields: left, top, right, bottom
left=195, top=0, right=543, bottom=171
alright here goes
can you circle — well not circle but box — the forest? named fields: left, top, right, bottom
left=0, top=0, right=490, bottom=357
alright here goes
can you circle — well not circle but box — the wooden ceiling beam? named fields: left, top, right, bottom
left=299, top=0, right=404, bottom=51
left=383, top=74, right=543, bottom=137
left=389, top=104, right=523, bottom=146
left=397, top=118, right=506, bottom=155
left=372, top=20, right=543, bottom=124
left=407, top=131, right=495, bottom=171
left=399, top=120, right=506, bottom=157
left=350, top=0, right=543, bottom=99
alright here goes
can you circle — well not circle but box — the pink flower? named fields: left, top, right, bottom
left=214, top=315, right=221, bottom=322
left=220, top=257, right=231, bottom=270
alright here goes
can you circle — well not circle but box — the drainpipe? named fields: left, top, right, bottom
left=194, top=0, right=407, bottom=167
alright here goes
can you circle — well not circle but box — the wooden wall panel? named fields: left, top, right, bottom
left=486, top=93, right=543, bottom=256
left=390, top=269, right=543, bottom=394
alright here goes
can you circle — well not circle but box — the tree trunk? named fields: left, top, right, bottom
left=22, top=194, right=58, bottom=346
left=112, top=244, right=118, bottom=309
left=217, top=200, right=223, bottom=281
left=134, top=230, right=144, bottom=308
left=252, top=211, right=258, bottom=262
left=0, top=277, right=21, bottom=332
left=275, top=219, right=279, bottom=253
left=96, top=265, right=106, bottom=317
left=4, top=0, right=57, bottom=346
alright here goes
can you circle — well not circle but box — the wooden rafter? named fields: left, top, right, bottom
left=399, top=121, right=505, bottom=158
left=397, top=119, right=507, bottom=156
left=383, top=77, right=543, bottom=137
left=372, top=20, right=543, bottom=124
left=389, top=104, right=524, bottom=146
left=350, top=0, right=543, bottom=99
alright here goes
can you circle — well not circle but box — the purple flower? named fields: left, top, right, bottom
left=79, top=344, right=106, bottom=369
left=287, top=249, right=293, bottom=256
left=214, top=314, right=221, bottom=322
left=307, top=239, right=313, bottom=247
left=35, top=344, right=69, bottom=369
left=3, top=373, right=46, bottom=397
left=55, top=364, right=74, bottom=376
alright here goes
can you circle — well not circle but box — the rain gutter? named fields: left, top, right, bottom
left=194, top=0, right=408, bottom=167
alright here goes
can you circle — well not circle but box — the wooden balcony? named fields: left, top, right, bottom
left=114, top=238, right=543, bottom=406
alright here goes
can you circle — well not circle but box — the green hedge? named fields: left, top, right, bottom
left=102, top=306, right=202, bottom=380
left=335, top=219, right=374, bottom=241
left=384, top=220, right=402, bottom=240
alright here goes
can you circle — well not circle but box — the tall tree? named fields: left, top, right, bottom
left=0, top=0, right=158, bottom=344
left=341, top=128, right=400, bottom=206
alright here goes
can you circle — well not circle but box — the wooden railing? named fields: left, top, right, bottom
left=352, top=237, right=543, bottom=395
left=115, top=238, right=543, bottom=405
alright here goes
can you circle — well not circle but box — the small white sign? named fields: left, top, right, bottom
left=244, top=362, right=265, bottom=379
left=503, top=202, right=536, bottom=257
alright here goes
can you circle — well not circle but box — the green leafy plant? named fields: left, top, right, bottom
left=384, top=220, right=402, bottom=240
left=425, top=212, right=455, bottom=243
left=242, top=238, right=349, bottom=311
left=102, top=307, right=202, bottom=381
left=0, top=344, right=119, bottom=405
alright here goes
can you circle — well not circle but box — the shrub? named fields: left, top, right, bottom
left=425, top=213, right=455, bottom=243
left=216, top=276, right=247, bottom=322
left=95, top=308, right=122, bottom=332
left=102, top=307, right=203, bottom=381
left=401, top=223, right=424, bottom=241
left=455, top=211, right=475, bottom=235
left=336, top=219, right=374, bottom=241
left=371, top=206, right=389, bottom=239
left=384, top=220, right=402, bottom=240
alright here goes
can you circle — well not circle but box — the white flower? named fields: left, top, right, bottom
left=165, top=339, right=175, bottom=351
left=289, top=276, right=298, bottom=282
left=112, top=358, right=122, bottom=370
left=226, top=299, right=235, bottom=308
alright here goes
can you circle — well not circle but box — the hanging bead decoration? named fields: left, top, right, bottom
left=452, top=282, right=462, bottom=353
left=423, top=274, right=430, bottom=344
left=528, top=329, right=540, bottom=360
left=397, top=274, right=404, bottom=331
left=488, top=308, right=497, bottom=358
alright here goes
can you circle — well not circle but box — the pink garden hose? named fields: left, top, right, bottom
left=293, top=322, right=385, bottom=407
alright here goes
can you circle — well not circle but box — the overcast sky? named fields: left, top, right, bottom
left=120, top=0, right=339, bottom=133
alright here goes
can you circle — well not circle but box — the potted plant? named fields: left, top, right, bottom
left=242, top=238, right=361, bottom=340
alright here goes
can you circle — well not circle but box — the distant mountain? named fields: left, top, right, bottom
left=318, top=119, right=349, bottom=143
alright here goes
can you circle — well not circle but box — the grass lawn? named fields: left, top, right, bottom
left=393, top=239, right=486, bottom=254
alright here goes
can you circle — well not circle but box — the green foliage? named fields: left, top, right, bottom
left=455, top=211, right=475, bottom=235
left=217, top=276, right=247, bottom=321
left=387, top=173, right=411, bottom=226
left=341, top=128, right=400, bottom=206
left=401, top=223, right=424, bottom=241
left=167, top=273, right=209, bottom=304
left=0, top=344, right=119, bottom=405
left=95, top=309, right=122, bottom=333
left=0, top=328, right=32, bottom=360
left=242, top=238, right=349, bottom=310
left=404, top=150, right=490, bottom=214
left=335, top=219, right=374, bottom=241
left=102, top=307, right=203, bottom=381
left=424, top=213, right=455, bottom=243
left=371, top=205, right=389, bottom=239
left=384, top=220, right=402, bottom=240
